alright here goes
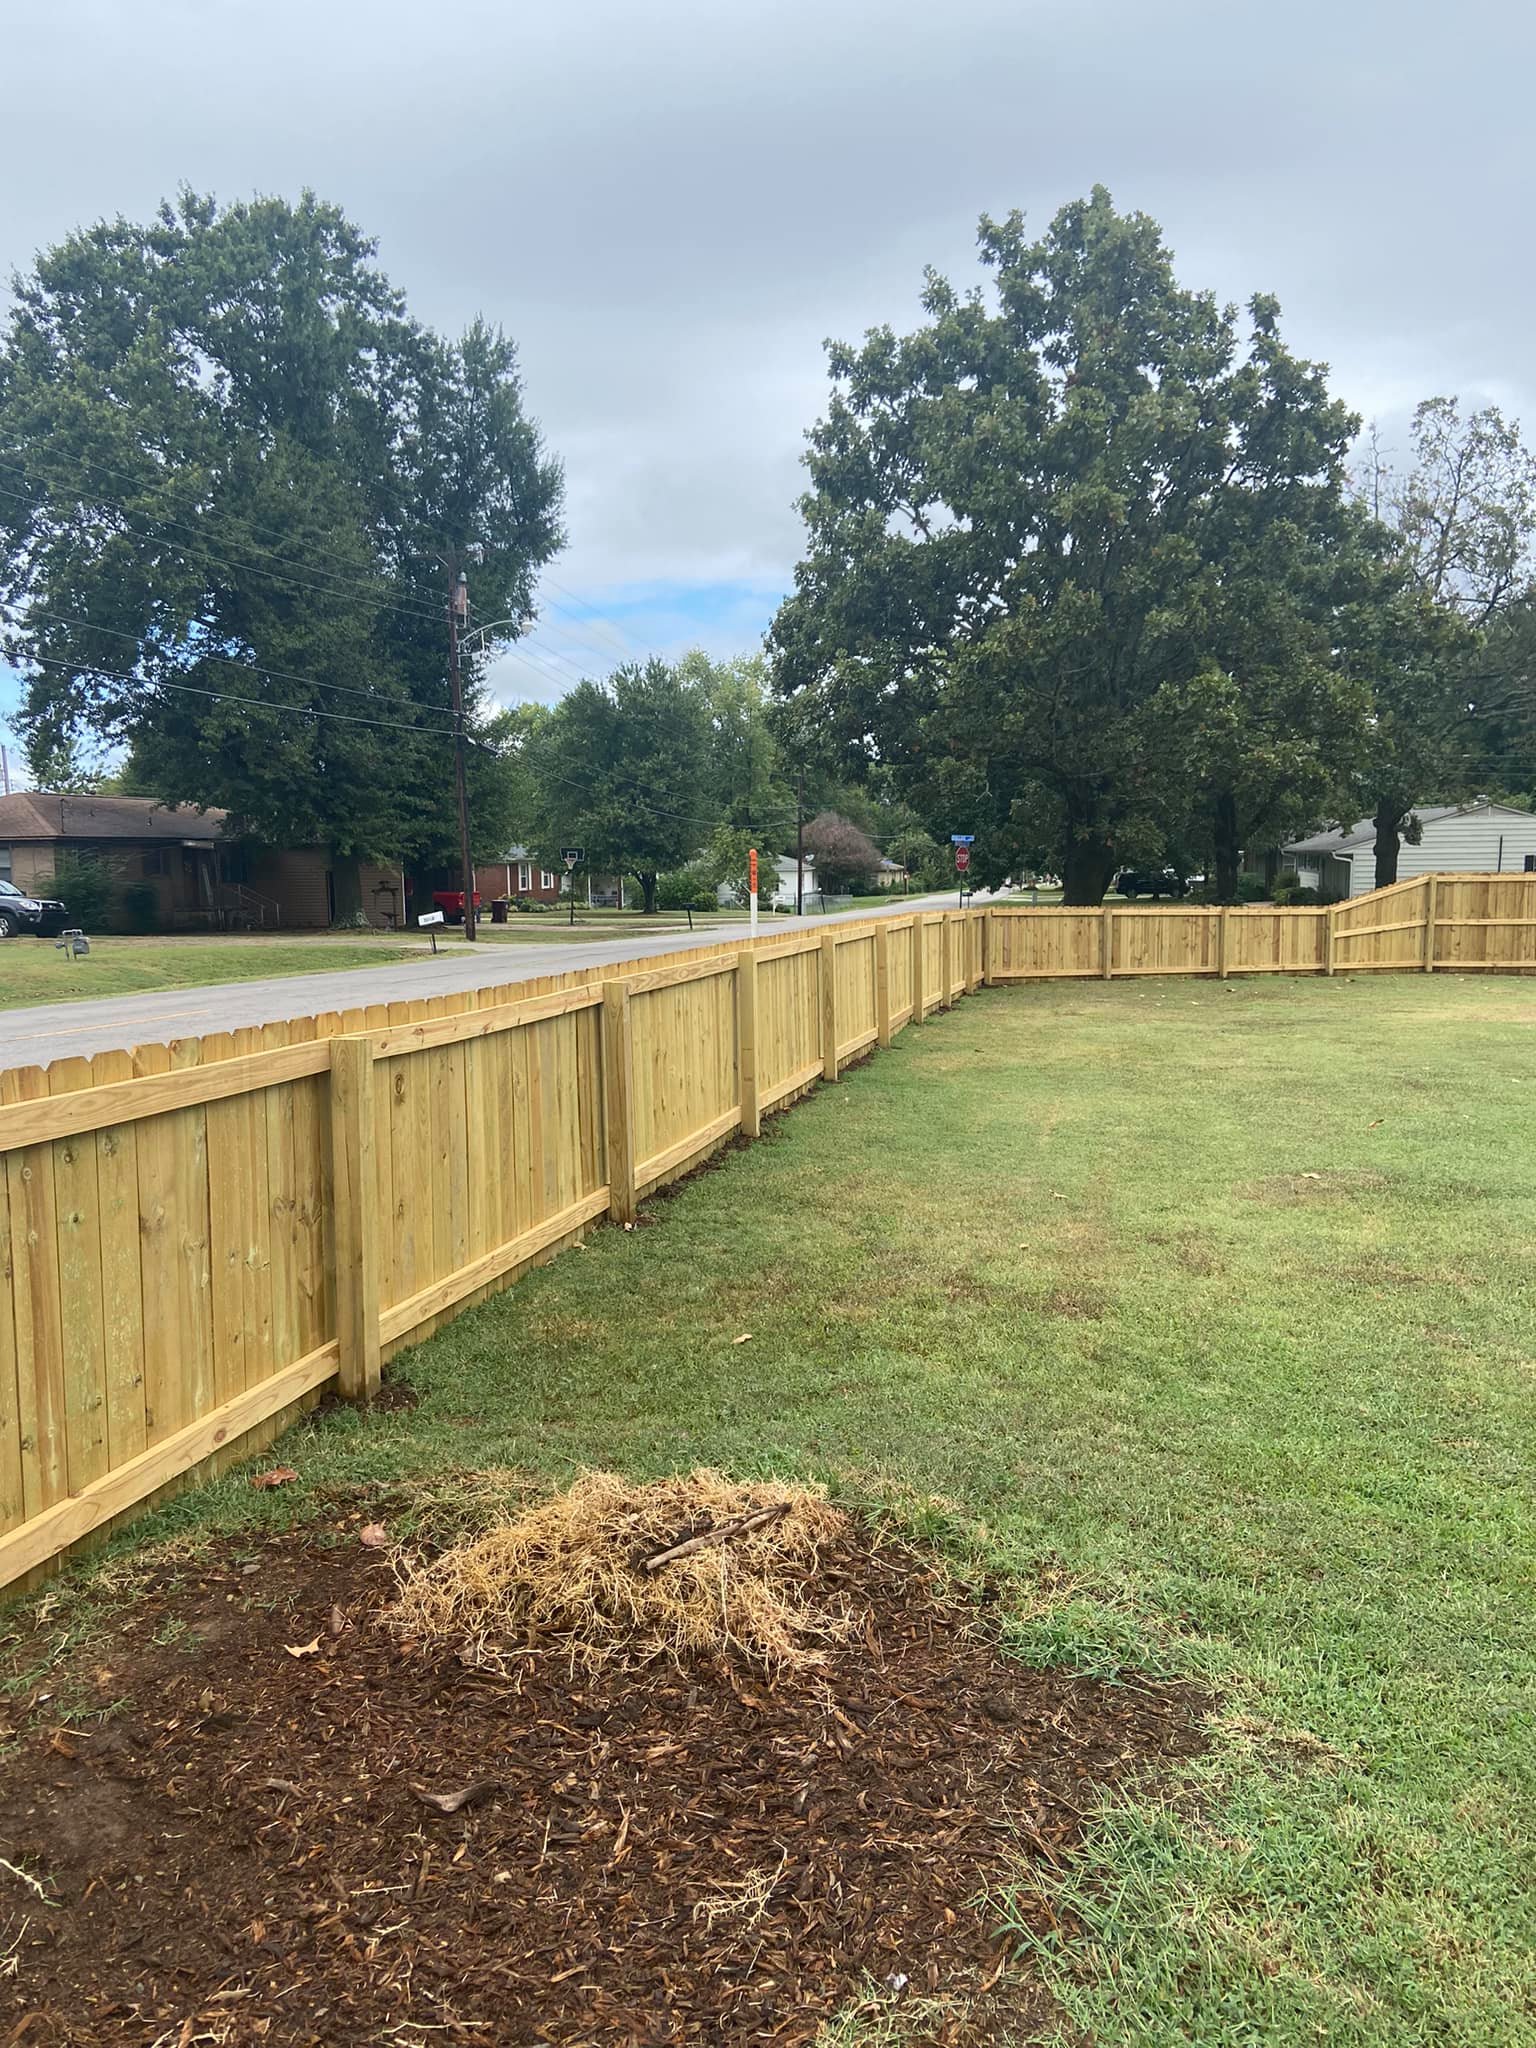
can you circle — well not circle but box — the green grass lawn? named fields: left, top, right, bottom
left=17, top=973, right=1536, bottom=2043
left=0, top=933, right=419, bottom=1006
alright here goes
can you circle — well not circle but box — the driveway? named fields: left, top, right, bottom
left=0, top=892, right=969, bottom=1073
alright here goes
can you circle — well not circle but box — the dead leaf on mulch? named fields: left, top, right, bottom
left=284, top=1637, right=321, bottom=1660
left=249, top=1466, right=298, bottom=1491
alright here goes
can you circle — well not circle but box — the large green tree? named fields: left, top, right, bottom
left=770, top=189, right=1376, bottom=903
left=0, top=191, right=563, bottom=909
left=677, top=649, right=795, bottom=852
left=523, top=659, right=709, bottom=912
left=1351, top=400, right=1536, bottom=883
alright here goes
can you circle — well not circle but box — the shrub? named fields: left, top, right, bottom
left=1236, top=875, right=1269, bottom=903
left=1271, top=870, right=1320, bottom=907
left=37, top=852, right=116, bottom=930
left=655, top=870, right=714, bottom=915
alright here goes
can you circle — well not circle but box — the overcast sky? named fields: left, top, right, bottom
left=3, top=0, right=1533, bottom=759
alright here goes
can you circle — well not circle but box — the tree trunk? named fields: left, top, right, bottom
left=1212, top=790, right=1242, bottom=903
left=1372, top=801, right=1402, bottom=889
left=638, top=871, right=659, bottom=914
left=329, top=853, right=365, bottom=926
left=1060, top=836, right=1119, bottom=907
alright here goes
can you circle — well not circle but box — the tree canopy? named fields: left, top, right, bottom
left=770, top=189, right=1392, bottom=901
left=1349, top=401, right=1536, bottom=882
left=522, top=659, right=710, bottom=912
left=0, top=190, right=563, bottom=906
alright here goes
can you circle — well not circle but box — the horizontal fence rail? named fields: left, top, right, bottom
left=0, top=873, right=1531, bottom=1593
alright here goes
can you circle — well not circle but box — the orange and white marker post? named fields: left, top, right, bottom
left=749, top=847, right=759, bottom=935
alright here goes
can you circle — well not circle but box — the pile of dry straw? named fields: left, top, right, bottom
left=387, top=1468, right=853, bottom=1673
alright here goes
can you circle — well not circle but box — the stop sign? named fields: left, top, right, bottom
left=955, top=844, right=971, bottom=873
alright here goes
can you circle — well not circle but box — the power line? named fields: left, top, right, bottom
left=539, top=572, right=654, bottom=660
left=14, top=647, right=466, bottom=739
left=0, top=446, right=670, bottom=667
left=0, top=448, right=446, bottom=625
left=6, top=601, right=458, bottom=723
left=0, top=477, right=451, bottom=633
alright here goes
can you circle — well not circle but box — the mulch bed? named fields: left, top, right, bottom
left=0, top=1523, right=1204, bottom=2045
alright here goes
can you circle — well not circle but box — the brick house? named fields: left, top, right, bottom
left=0, top=792, right=406, bottom=931
left=474, top=846, right=563, bottom=906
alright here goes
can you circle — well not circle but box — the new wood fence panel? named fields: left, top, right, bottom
left=923, top=918, right=944, bottom=1009
left=1227, top=908, right=1328, bottom=975
left=1432, top=875, right=1536, bottom=968
left=1115, top=908, right=1218, bottom=976
left=757, top=946, right=822, bottom=1106
left=834, top=933, right=879, bottom=1057
left=887, top=920, right=915, bottom=1025
left=0, top=1141, right=20, bottom=1533
left=1333, top=877, right=1430, bottom=970
left=991, top=909, right=1103, bottom=979
left=631, top=967, right=741, bottom=1188
left=3, top=1067, right=66, bottom=1519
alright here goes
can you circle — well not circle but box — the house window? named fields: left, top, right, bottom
left=0, top=846, right=10, bottom=882
left=142, top=847, right=169, bottom=877
left=540, top=869, right=556, bottom=890
left=517, top=862, right=532, bottom=893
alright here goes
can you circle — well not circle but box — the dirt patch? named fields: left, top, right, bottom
left=0, top=1514, right=1204, bottom=2047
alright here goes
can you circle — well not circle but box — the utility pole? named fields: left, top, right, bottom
left=448, top=568, right=477, bottom=941
left=796, top=767, right=805, bottom=917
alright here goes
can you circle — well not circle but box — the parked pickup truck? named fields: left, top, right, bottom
left=430, top=889, right=482, bottom=925
left=0, top=877, right=71, bottom=938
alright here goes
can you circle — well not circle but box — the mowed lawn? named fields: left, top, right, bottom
left=0, top=934, right=419, bottom=1006
left=31, top=974, right=1536, bottom=2044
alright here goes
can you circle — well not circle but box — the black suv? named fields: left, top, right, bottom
left=0, top=878, right=70, bottom=938
left=1113, top=868, right=1188, bottom=900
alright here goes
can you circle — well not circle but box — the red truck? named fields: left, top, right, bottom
left=431, top=889, right=482, bottom=925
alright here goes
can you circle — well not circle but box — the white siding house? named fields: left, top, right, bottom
left=715, top=855, right=817, bottom=912
left=1283, top=801, right=1536, bottom=899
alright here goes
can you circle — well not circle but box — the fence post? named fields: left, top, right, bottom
left=821, top=931, right=840, bottom=1078
left=602, top=981, right=637, bottom=1223
left=981, top=908, right=993, bottom=986
left=1323, top=903, right=1336, bottom=976
left=1102, top=907, right=1115, bottom=980
left=912, top=918, right=926, bottom=1021
left=329, top=1036, right=382, bottom=1401
left=1218, top=906, right=1230, bottom=981
left=874, top=925, right=892, bottom=1048
left=966, top=910, right=983, bottom=993
left=1423, top=874, right=1438, bottom=972
left=940, top=914, right=954, bottom=1008
left=737, top=950, right=760, bottom=1138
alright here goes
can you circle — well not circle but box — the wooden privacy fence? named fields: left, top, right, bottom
left=986, top=872, right=1536, bottom=980
left=0, top=910, right=975, bottom=1592
left=1, top=870, right=1531, bottom=1595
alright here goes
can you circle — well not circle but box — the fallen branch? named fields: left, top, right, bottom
left=637, top=1503, right=791, bottom=1574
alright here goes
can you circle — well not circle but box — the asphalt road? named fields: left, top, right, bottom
left=0, top=892, right=968, bottom=1073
